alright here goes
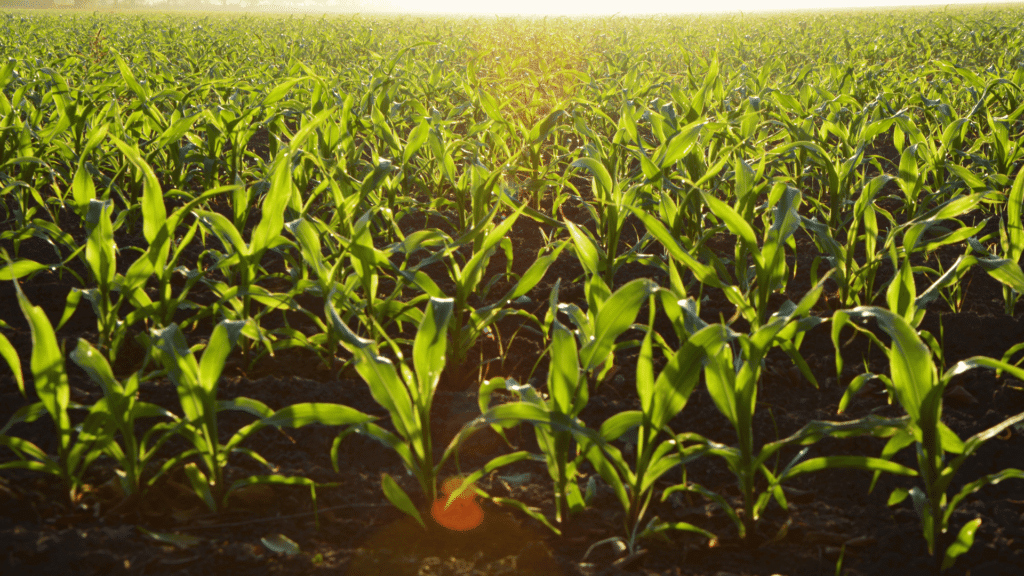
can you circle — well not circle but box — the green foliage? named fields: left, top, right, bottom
left=834, top=307, right=1024, bottom=571
left=0, top=281, right=108, bottom=502
left=2, top=8, right=1024, bottom=568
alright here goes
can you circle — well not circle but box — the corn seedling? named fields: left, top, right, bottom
left=580, top=301, right=718, bottom=557
left=151, top=319, right=375, bottom=512
left=833, top=306, right=1024, bottom=571
left=666, top=278, right=915, bottom=538
left=0, top=280, right=110, bottom=502
left=328, top=296, right=488, bottom=527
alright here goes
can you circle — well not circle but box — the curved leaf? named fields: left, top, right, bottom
left=781, top=456, right=918, bottom=481
left=579, top=278, right=657, bottom=372
left=941, top=518, right=982, bottom=571
left=381, top=472, right=425, bottom=529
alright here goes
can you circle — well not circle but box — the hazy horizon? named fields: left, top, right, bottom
left=70, top=0, right=1023, bottom=16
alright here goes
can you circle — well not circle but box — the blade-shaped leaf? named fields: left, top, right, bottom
left=571, top=157, right=614, bottom=200
left=381, top=472, right=425, bottom=529
left=579, top=278, right=656, bottom=371
left=413, top=297, right=453, bottom=396
left=941, top=518, right=982, bottom=571
left=198, top=321, right=245, bottom=395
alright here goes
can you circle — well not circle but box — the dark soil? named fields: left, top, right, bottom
left=2, top=196, right=1024, bottom=576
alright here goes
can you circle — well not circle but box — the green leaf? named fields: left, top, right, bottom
left=196, top=210, right=250, bottom=258
left=506, top=241, right=567, bottom=301
left=644, top=519, right=716, bottom=541
left=579, top=278, right=656, bottom=372
left=886, top=258, right=917, bottom=322
left=251, top=151, right=294, bottom=255
left=413, top=297, right=453, bottom=396
left=571, top=157, right=614, bottom=200
left=782, top=456, right=918, bottom=480
left=183, top=462, right=217, bottom=512
left=598, top=411, right=643, bottom=442
left=565, top=219, right=602, bottom=277
left=974, top=255, right=1024, bottom=295
left=15, top=283, right=71, bottom=452
left=381, top=473, right=425, bottom=529
left=111, top=138, right=166, bottom=245
left=528, top=109, right=565, bottom=143
left=152, top=324, right=203, bottom=423
left=443, top=451, right=539, bottom=505
left=111, top=49, right=150, bottom=100
left=941, top=518, right=981, bottom=571
left=0, top=402, right=50, bottom=437
left=658, top=121, right=704, bottom=169
left=583, top=441, right=632, bottom=513
left=70, top=339, right=119, bottom=399
left=198, top=320, right=244, bottom=395
left=71, top=161, right=97, bottom=214
left=664, top=480, right=744, bottom=538
left=701, top=191, right=759, bottom=256
left=897, top=145, right=919, bottom=189
left=632, top=208, right=726, bottom=289
left=0, top=437, right=63, bottom=475
left=700, top=336, right=738, bottom=428
left=85, top=199, right=115, bottom=287
left=352, top=349, right=418, bottom=444
left=548, top=321, right=581, bottom=414
left=0, top=332, right=24, bottom=396
left=945, top=468, right=1024, bottom=527
left=491, top=497, right=561, bottom=535
left=261, top=78, right=302, bottom=107
left=153, top=113, right=201, bottom=150
left=888, top=487, right=911, bottom=506
left=1005, top=169, right=1024, bottom=262
left=851, top=307, right=938, bottom=423
left=402, top=121, right=431, bottom=164
left=649, top=325, right=722, bottom=432
left=260, top=403, right=376, bottom=428
left=478, top=89, right=505, bottom=124
left=0, top=259, right=48, bottom=281
left=458, top=206, right=521, bottom=296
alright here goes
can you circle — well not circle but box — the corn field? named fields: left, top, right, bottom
left=2, top=6, right=1024, bottom=576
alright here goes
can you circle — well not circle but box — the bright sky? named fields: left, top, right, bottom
left=366, top=0, right=1017, bottom=15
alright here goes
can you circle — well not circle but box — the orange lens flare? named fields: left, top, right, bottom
left=430, top=476, right=484, bottom=531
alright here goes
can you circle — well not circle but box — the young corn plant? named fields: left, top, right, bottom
left=832, top=306, right=1024, bottom=572
left=79, top=197, right=123, bottom=356
left=327, top=296, right=474, bottom=527
left=631, top=203, right=757, bottom=324
left=966, top=168, right=1024, bottom=315
left=666, top=279, right=915, bottom=539
left=150, top=320, right=264, bottom=511
left=68, top=339, right=183, bottom=502
left=428, top=277, right=660, bottom=531
left=699, top=182, right=804, bottom=328
left=65, top=142, right=222, bottom=360
left=151, top=320, right=377, bottom=512
left=580, top=301, right=718, bottom=558
left=192, top=113, right=332, bottom=355
left=567, top=154, right=649, bottom=287
left=635, top=181, right=804, bottom=331
left=286, top=212, right=471, bottom=368
left=485, top=278, right=658, bottom=524
left=413, top=201, right=562, bottom=370
left=801, top=175, right=896, bottom=307
left=0, top=281, right=111, bottom=503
